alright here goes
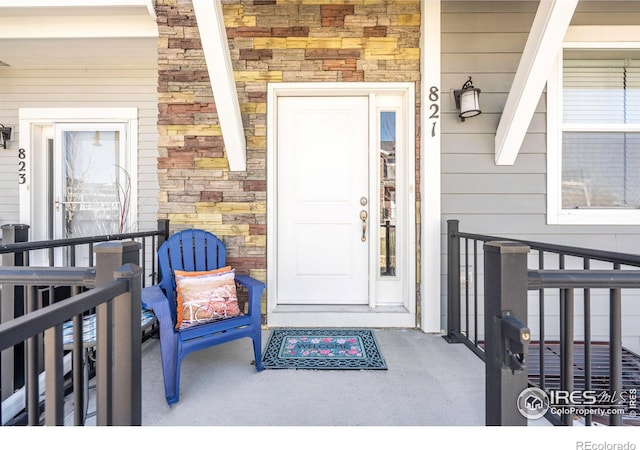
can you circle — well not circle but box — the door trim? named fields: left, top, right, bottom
left=18, top=108, right=138, bottom=246
left=266, top=82, right=416, bottom=328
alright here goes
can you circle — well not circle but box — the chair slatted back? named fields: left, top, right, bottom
left=157, top=229, right=227, bottom=324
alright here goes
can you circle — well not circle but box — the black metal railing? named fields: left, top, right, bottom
left=446, top=219, right=640, bottom=426
left=0, top=219, right=170, bottom=286
left=527, top=269, right=640, bottom=426
left=0, top=220, right=169, bottom=420
left=380, top=221, right=396, bottom=276
left=0, top=243, right=143, bottom=426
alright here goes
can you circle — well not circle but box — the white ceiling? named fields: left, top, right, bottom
left=0, top=2, right=158, bottom=69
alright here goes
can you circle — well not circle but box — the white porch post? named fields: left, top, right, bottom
left=420, top=0, right=442, bottom=333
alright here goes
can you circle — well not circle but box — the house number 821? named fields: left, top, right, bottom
left=429, top=86, right=439, bottom=138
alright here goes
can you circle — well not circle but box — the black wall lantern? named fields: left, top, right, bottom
left=453, top=76, right=481, bottom=121
left=0, top=124, right=11, bottom=149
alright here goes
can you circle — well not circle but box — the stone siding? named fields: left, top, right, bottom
left=156, top=0, right=421, bottom=292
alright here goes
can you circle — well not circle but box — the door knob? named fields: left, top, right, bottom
left=360, top=210, right=368, bottom=242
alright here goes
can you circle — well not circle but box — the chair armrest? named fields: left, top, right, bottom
left=142, top=285, right=175, bottom=331
left=235, top=275, right=265, bottom=317
left=141, top=284, right=165, bottom=309
left=235, top=274, right=265, bottom=291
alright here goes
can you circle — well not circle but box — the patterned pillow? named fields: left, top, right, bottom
left=174, top=267, right=240, bottom=330
left=174, top=266, right=231, bottom=328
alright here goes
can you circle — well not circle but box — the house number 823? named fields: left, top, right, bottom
left=18, top=148, right=26, bottom=184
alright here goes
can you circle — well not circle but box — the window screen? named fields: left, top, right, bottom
left=562, top=50, right=640, bottom=209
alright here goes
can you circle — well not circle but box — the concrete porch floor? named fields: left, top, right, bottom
left=140, top=328, right=488, bottom=426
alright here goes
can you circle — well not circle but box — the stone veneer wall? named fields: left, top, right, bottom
left=156, top=0, right=421, bottom=303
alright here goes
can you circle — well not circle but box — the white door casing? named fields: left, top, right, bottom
left=267, top=83, right=416, bottom=328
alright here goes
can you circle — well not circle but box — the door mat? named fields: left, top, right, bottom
left=261, top=329, right=387, bottom=370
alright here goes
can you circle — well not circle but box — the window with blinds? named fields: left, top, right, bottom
left=561, top=50, right=640, bottom=209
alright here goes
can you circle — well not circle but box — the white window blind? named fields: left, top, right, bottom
left=562, top=55, right=640, bottom=209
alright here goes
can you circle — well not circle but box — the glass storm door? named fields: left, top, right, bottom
left=53, top=123, right=127, bottom=265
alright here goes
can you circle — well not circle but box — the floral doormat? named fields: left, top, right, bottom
left=260, top=329, right=387, bottom=370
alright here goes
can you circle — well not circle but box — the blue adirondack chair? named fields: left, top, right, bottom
left=141, top=229, right=265, bottom=405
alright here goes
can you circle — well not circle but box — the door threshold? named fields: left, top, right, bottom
left=272, top=304, right=409, bottom=313
left=267, top=305, right=415, bottom=328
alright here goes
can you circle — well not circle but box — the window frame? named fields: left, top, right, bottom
left=547, top=28, right=640, bottom=225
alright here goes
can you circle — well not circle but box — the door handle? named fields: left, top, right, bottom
left=360, top=210, right=368, bottom=242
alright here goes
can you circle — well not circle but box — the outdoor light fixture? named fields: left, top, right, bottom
left=0, top=124, right=11, bottom=149
left=453, top=76, right=481, bottom=121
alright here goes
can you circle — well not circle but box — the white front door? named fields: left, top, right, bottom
left=277, top=96, right=370, bottom=305
left=267, top=83, right=416, bottom=328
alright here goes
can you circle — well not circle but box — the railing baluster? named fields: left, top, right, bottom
left=560, top=287, right=574, bottom=426
left=37, top=289, right=45, bottom=372
left=538, top=250, right=545, bottom=391
left=72, top=284, right=85, bottom=426
left=583, top=257, right=592, bottom=426
left=141, top=236, right=147, bottom=287
left=465, top=238, right=469, bottom=337
left=610, top=262, right=623, bottom=426
left=26, top=285, right=40, bottom=426
left=385, top=221, right=391, bottom=275
left=473, top=239, right=478, bottom=346
left=151, top=235, right=157, bottom=284
left=44, top=323, right=64, bottom=425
